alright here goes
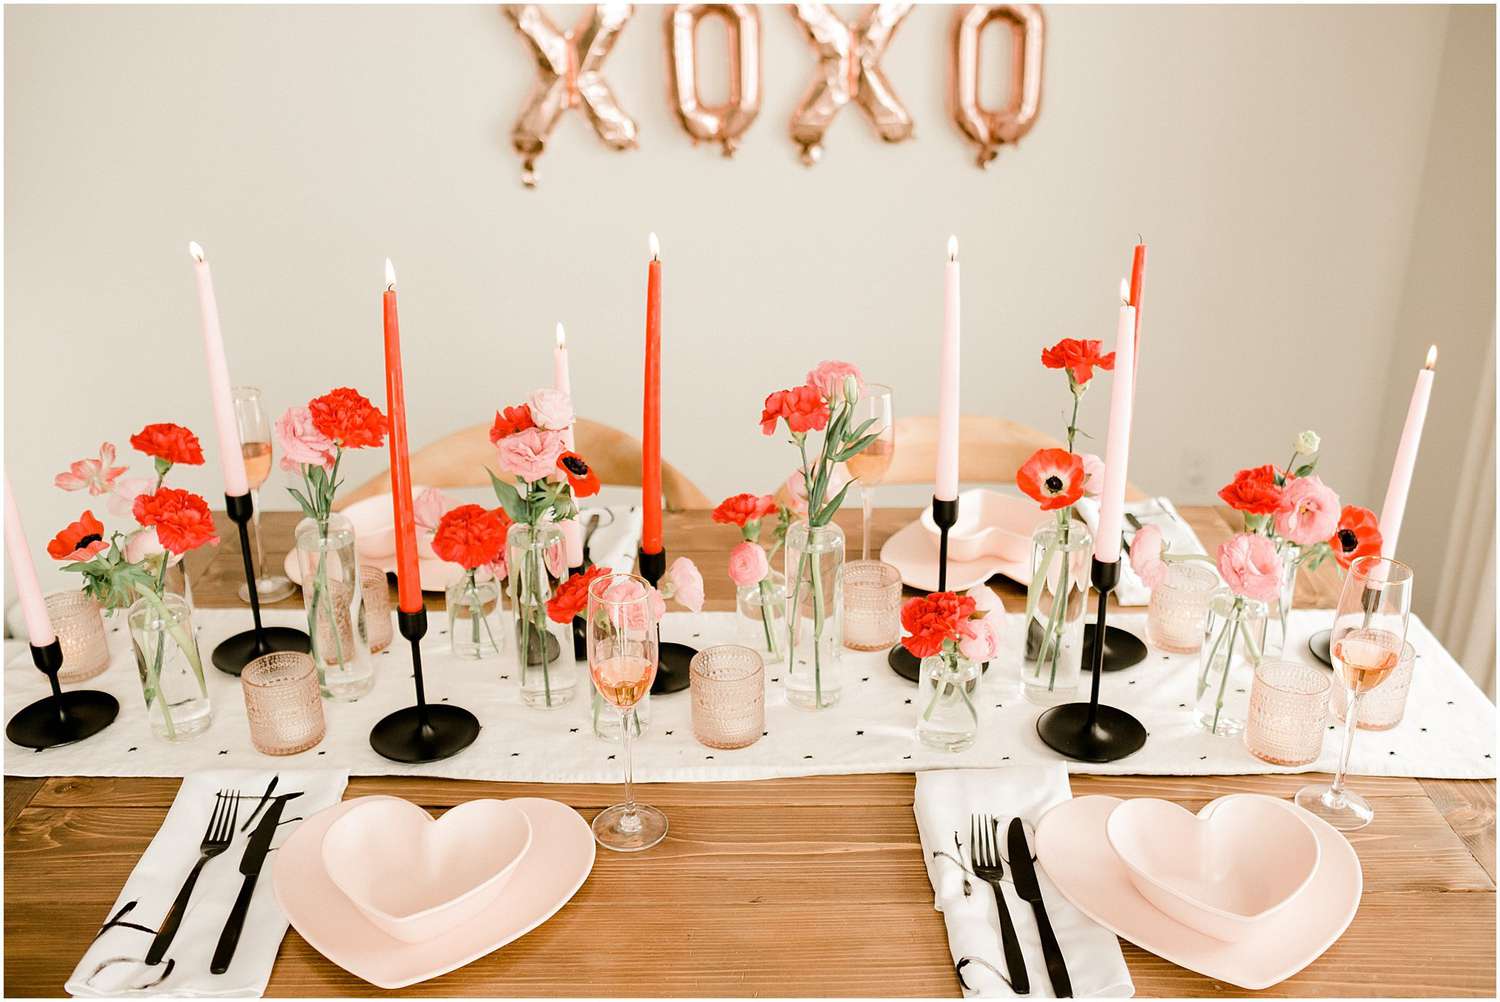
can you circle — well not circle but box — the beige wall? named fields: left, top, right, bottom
left=4, top=5, right=1493, bottom=683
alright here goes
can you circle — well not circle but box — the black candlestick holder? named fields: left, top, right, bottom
left=639, top=547, right=695, bottom=694
left=890, top=496, right=958, bottom=682
left=369, top=607, right=480, bottom=763
left=1035, top=558, right=1148, bottom=762
left=211, top=493, right=309, bottom=676
left=5, top=639, right=119, bottom=750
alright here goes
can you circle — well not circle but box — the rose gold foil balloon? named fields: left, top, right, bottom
left=504, top=4, right=638, bottom=187
left=950, top=4, right=1044, bottom=168
left=666, top=4, right=762, bottom=156
left=787, top=3, right=914, bottom=166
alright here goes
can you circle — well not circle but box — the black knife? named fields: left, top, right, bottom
left=1008, top=817, right=1072, bottom=998
left=210, top=792, right=301, bottom=975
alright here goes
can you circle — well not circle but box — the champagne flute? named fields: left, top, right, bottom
left=587, top=571, right=667, bottom=852
left=1295, top=555, right=1413, bottom=830
left=233, top=386, right=296, bottom=603
left=844, top=383, right=894, bottom=561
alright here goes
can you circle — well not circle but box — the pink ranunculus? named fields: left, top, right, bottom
left=727, top=541, right=770, bottom=587
left=526, top=388, right=575, bottom=432
left=123, top=527, right=182, bottom=567
left=274, top=406, right=336, bottom=473
left=55, top=443, right=128, bottom=496
left=496, top=427, right=567, bottom=483
left=1081, top=453, right=1106, bottom=497
left=1216, top=533, right=1282, bottom=603
left=108, top=476, right=153, bottom=518
left=958, top=614, right=1001, bottom=663
left=665, top=556, right=705, bottom=612
left=785, top=464, right=851, bottom=518
left=806, top=360, right=865, bottom=402
left=1275, top=475, right=1341, bottom=546
left=1129, top=523, right=1168, bottom=590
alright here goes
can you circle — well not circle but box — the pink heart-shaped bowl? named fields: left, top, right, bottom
left=1104, top=794, right=1320, bottom=942
left=321, top=798, right=532, bottom=944
left=920, top=488, right=1041, bottom=563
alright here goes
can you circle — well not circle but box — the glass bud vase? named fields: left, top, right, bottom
left=1023, top=521, right=1093, bottom=705
left=446, top=571, right=504, bottom=660
left=128, top=592, right=212, bottom=742
left=507, top=522, right=576, bottom=709
left=1196, top=591, right=1269, bottom=736
left=295, top=514, right=374, bottom=701
left=592, top=692, right=651, bottom=742
left=784, top=521, right=845, bottom=710
left=1264, top=543, right=1299, bottom=658
left=917, top=649, right=980, bottom=752
left=736, top=571, right=787, bottom=665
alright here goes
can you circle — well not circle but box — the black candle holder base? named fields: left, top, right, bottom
left=1083, top=624, right=1148, bottom=672
left=1309, top=629, right=1333, bottom=667
left=369, top=704, right=481, bottom=764
left=1035, top=701, right=1148, bottom=763
left=889, top=645, right=989, bottom=683
left=653, top=642, right=696, bottom=694
left=7, top=690, right=120, bottom=750
left=212, top=626, right=311, bottom=677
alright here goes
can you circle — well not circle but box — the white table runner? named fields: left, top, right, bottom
left=5, top=608, right=1493, bottom=781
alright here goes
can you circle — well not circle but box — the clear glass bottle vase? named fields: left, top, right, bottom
left=1265, top=544, right=1299, bottom=658
left=917, top=649, right=980, bottom=751
left=507, top=522, right=576, bottom=709
left=1022, top=521, right=1093, bottom=705
left=736, top=571, right=787, bottom=665
left=783, top=521, right=845, bottom=709
left=295, top=514, right=374, bottom=700
left=446, top=571, right=504, bottom=660
left=128, top=592, right=212, bottom=742
left=1196, top=591, right=1269, bottom=736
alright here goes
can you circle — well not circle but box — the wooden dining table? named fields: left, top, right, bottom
left=4, top=506, right=1495, bottom=997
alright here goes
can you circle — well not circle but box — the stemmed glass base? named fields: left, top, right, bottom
left=1294, top=783, right=1374, bottom=831
left=592, top=803, right=668, bottom=852
left=238, top=576, right=296, bottom=604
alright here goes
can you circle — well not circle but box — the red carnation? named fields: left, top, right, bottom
left=129, top=423, right=205, bottom=467
left=900, top=592, right=979, bottom=659
left=760, top=385, right=830, bottom=437
left=1017, top=449, right=1086, bottom=511
left=1218, top=465, right=1284, bottom=516
left=132, top=488, right=220, bottom=554
left=308, top=387, right=387, bottom=449
left=712, top=493, right=778, bottom=528
left=547, top=564, right=609, bottom=624
left=1041, top=338, right=1115, bottom=385
left=1329, top=505, right=1382, bottom=570
left=48, top=511, right=109, bottom=561
left=557, top=452, right=601, bottom=498
left=488, top=404, right=535, bottom=444
left=431, top=504, right=510, bottom=570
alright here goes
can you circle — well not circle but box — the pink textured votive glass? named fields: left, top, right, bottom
left=1244, top=660, right=1331, bottom=766
left=45, top=590, right=111, bottom=683
left=1146, top=562, right=1219, bottom=653
left=242, top=652, right=326, bottom=755
left=841, top=559, right=903, bottom=652
left=361, top=564, right=394, bottom=655
left=1331, top=641, right=1415, bottom=731
left=691, top=645, right=765, bottom=750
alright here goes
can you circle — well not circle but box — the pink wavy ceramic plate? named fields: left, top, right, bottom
left=273, top=796, right=594, bottom=989
left=880, top=516, right=1031, bottom=592
left=1036, top=794, right=1361, bottom=990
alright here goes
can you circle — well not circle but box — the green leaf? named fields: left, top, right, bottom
left=1292, top=463, right=1317, bottom=479
left=488, top=470, right=528, bottom=522
left=833, top=432, right=878, bottom=463
left=812, top=478, right=856, bottom=526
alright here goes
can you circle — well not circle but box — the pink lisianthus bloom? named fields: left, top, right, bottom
left=274, top=406, right=336, bottom=473
left=108, top=476, right=153, bottom=519
left=806, top=360, right=864, bottom=402
left=785, top=464, right=851, bottom=517
left=526, top=388, right=575, bottom=432
left=55, top=443, right=128, bottom=495
left=727, top=541, right=770, bottom=587
left=123, top=527, right=183, bottom=567
left=664, top=556, right=705, bottom=612
left=1129, top=523, right=1168, bottom=589
left=1274, top=475, right=1341, bottom=546
left=1081, top=453, right=1105, bottom=497
left=496, top=427, right=567, bottom=483
left=1216, top=533, right=1282, bottom=603
left=958, top=613, right=1001, bottom=662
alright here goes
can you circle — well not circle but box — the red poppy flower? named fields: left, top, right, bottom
left=129, top=423, right=205, bottom=467
left=546, top=564, right=610, bottom=624
left=488, top=404, right=536, bottom=444
left=760, top=385, right=830, bottom=436
left=1329, top=505, right=1382, bottom=570
left=308, top=387, right=388, bottom=449
left=712, top=493, right=778, bottom=528
left=430, top=504, right=510, bottom=570
left=1218, top=464, right=1284, bottom=516
left=132, top=488, right=220, bottom=554
left=556, top=452, right=601, bottom=498
left=1016, top=449, right=1086, bottom=511
left=900, top=591, right=979, bottom=658
left=47, top=511, right=109, bottom=561
left=1041, top=338, right=1116, bottom=385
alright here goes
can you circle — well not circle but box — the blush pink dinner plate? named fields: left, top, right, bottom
left=273, top=796, right=595, bottom=989
left=1036, top=795, right=1362, bottom=990
left=881, top=516, right=1031, bottom=592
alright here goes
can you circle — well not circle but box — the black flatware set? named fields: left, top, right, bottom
left=963, top=813, right=1072, bottom=997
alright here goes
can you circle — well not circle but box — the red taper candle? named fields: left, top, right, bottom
left=641, top=232, right=663, bottom=554
left=382, top=258, right=421, bottom=613
left=1128, top=240, right=1146, bottom=376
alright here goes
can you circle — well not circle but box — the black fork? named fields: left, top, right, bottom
left=970, top=813, right=1029, bottom=995
left=146, top=790, right=240, bottom=965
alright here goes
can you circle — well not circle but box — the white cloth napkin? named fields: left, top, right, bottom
left=582, top=504, right=643, bottom=574
left=1075, top=496, right=1206, bottom=606
left=915, top=766, right=1133, bottom=998
left=66, top=769, right=348, bottom=998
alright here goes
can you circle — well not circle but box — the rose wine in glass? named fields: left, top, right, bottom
left=1295, top=556, right=1413, bottom=830
left=232, top=386, right=296, bottom=603
left=846, top=383, right=894, bottom=561
left=587, top=572, right=667, bottom=852
left=242, top=441, right=273, bottom=489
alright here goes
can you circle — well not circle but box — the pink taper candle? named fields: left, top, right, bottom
left=1095, top=281, right=1138, bottom=563
left=935, top=236, right=961, bottom=502
left=554, top=320, right=583, bottom=565
left=188, top=242, right=250, bottom=497
left=4, top=473, right=56, bottom=646
left=1378, top=345, right=1437, bottom=557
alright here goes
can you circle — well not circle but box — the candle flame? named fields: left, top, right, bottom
left=384, top=258, right=396, bottom=290
left=1425, top=344, right=1438, bottom=370
left=188, top=241, right=205, bottom=263
left=1119, top=278, right=1131, bottom=305
left=648, top=232, right=660, bottom=261
left=556, top=321, right=566, bottom=348
left=947, top=235, right=958, bottom=261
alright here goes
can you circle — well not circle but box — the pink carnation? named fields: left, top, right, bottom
left=1129, top=523, right=1168, bottom=589
left=1274, top=475, right=1341, bottom=546
left=806, top=360, right=864, bottom=401
left=728, top=541, right=770, bottom=587
left=1216, top=533, right=1282, bottom=603
left=275, top=406, right=336, bottom=473
left=496, top=427, right=567, bottom=483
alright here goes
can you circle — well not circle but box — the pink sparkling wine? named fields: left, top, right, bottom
left=591, top=654, right=656, bottom=709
